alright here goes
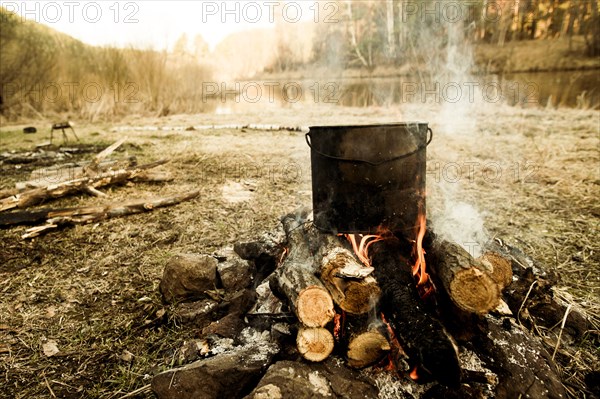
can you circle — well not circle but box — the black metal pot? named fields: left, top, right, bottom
left=306, top=123, right=432, bottom=236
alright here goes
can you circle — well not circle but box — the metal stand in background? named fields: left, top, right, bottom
left=50, top=122, right=79, bottom=144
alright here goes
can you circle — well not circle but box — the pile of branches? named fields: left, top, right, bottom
left=0, top=139, right=198, bottom=238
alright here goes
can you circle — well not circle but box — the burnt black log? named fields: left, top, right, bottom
left=470, top=316, right=567, bottom=399
left=370, top=237, right=461, bottom=387
left=487, top=240, right=589, bottom=341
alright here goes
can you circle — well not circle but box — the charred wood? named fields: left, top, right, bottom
left=487, top=240, right=589, bottom=340
left=244, top=359, right=378, bottom=399
left=470, top=316, right=567, bottom=399
left=370, top=237, right=461, bottom=387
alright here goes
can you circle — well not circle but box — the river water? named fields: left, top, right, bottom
left=205, top=70, right=599, bottom=112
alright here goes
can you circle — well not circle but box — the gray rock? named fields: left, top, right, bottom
left=172, top=299, right=218, bottom=328
left=152, top=331, right=278, bottom=399
left=217, top=256, right=254, bottom=291
left=244, top=359, right=378, bottom=399
left=160, top=254, right=218, bottom=303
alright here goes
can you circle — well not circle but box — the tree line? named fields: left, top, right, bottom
left=0, top=8, right=212, bottom=121
left=276, top=0, right=600, bottom=71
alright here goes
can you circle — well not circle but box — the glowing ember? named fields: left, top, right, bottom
left=409, top=366, right=419, bottom=380
left=333, top=312, right=344, bottom=340
left=380, top=312, right=404, bottom=372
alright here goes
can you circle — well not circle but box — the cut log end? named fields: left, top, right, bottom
left=296, top=327, right=334, bottom=362
left=341, top=280, right=381, bottom=314
left=478, top=252, right=513, bottom=289
left=297, top=286, right=335, bottom=327
left=320, top=245, right=380, bottom=315
left=347, top=330, right=391, bottom=369
left=449, top=269, right=501, bottom=314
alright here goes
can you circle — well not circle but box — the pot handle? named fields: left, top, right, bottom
left=305, top=128, right=433, bottom=166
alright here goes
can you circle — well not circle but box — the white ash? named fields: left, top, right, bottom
left=202, top=327, right=278, bottom=364
left=458, top=347, right=489, bottom=373
left=308, top=371, right=332, bottom=396
left=206, top=337, right=235, bottom=355
left=238, top=327, right=280, bottom=363
left=250, top=280, right=283, bottom=314
left=363, top=370, right=432, bottom=399
left=459, top=347, right=498, bottom=394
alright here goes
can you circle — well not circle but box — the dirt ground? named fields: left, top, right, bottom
left=0, top=102, right=598, bottom=398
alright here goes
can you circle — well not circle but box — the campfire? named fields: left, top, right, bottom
left=151, top=123, right=588, bottom=399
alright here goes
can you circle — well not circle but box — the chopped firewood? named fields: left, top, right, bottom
left=269, top=212, right=335, bottom=328
left=427, top=239, right=501, bottom=315
left=21, top=190, right=199, bottom=238
left=344, top=316, right=390, bottom=368
left=347, top=331, right=390, bottom=368
left=296, top=327, right=334, bottom=362
left=370, top=237, right=461, bottom=387
left=0, top=159, right=168, bottom=212
left=318, top=234, right=381, bottom=315
left=477, top=251, right=513, bottom=289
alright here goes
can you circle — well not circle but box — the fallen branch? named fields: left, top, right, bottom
left=21, top=190, right=199, bottom=239
left=0, top=159, right=169, bottom=212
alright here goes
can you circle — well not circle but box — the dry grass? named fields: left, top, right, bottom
left=0, top=103, right=598, bottom=398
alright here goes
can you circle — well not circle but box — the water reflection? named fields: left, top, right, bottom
left=202, top=70, right=599, bottom=112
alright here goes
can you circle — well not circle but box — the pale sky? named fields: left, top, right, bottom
left=2, top=0, right=319, bottom=50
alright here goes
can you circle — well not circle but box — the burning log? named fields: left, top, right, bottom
left=472, top=316, right=567, bottom=399
left=317, top=234, right=381, bottom=315
left=269, top=212, right=335, bottom=328
left=427, top=239, right=503, bottom=315
left=370, top=237, right=461, bottom=387
left=296, top=327, right=334, bottom=362
left=477, top=251, right=513, bottom=290
left=343, top=316, right=390, bottom=369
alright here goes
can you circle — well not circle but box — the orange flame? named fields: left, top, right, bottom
left=380, top=312, right=405, bottom=370
left=346, top=234, right=384, bottom=267
left=412, top=213, right=434, bottom=297
left=412, top=213, right=429, bottom=286
left=344, top=228, right=389, bottom=267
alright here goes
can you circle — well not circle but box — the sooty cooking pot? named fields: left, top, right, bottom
left=306, top=123, right=432, bottom=237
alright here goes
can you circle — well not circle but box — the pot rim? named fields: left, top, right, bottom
left=308, top=122, right=429, bottom=130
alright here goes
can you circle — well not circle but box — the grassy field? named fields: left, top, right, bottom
left=0, top=103, right=598, bottom=398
